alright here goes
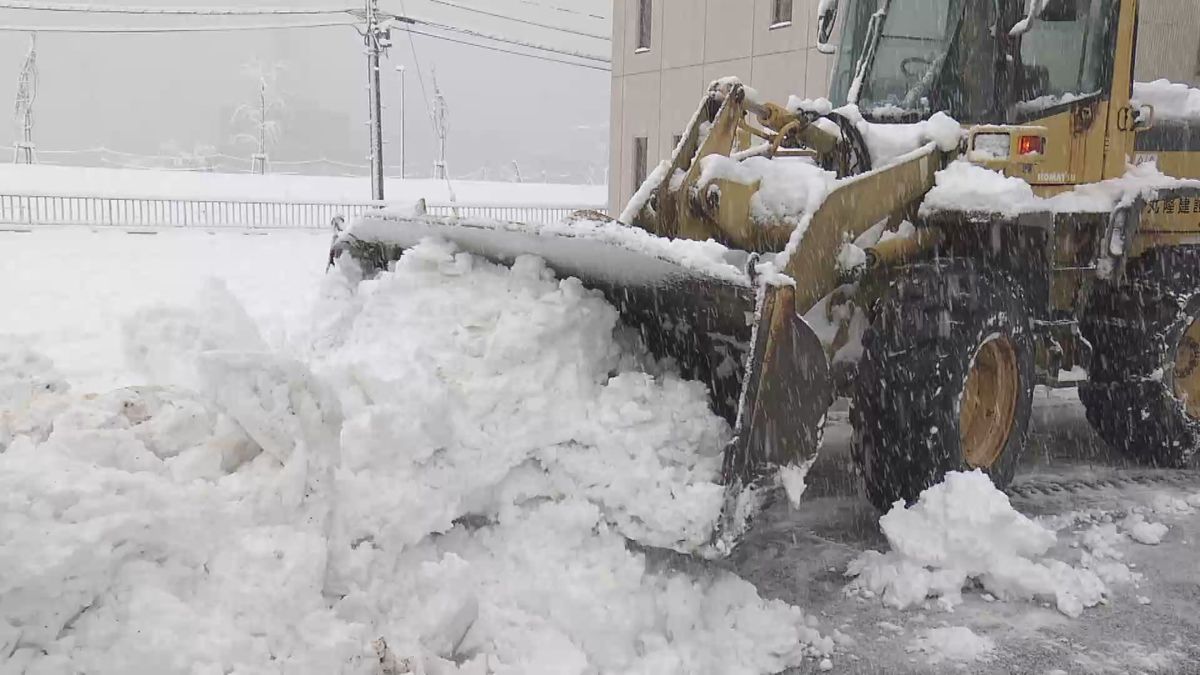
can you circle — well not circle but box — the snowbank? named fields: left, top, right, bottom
left=846, top=471, right=1107, bottom=618
left=0, top=237, right=836, bottom=673
left=0, top=163, right=606, bottom=206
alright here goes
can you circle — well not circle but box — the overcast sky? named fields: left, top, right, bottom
left=0, top=0, right=612, bottom=185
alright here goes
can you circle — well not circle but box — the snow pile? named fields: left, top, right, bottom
left=921, top=159, right=1200, bottom=217
left=920, top=160, right=1041, bottom=217
left=906, top=626, right=995, bottom=664
left=846, top=471, right=1107, bottom=618
left=0, top=339, right=70, bottom=451
left=0, top=238, right=835, bottom=674
left=697, top=154, right=836, bottom=226
left=1133, top=80, right=1200, bottom=122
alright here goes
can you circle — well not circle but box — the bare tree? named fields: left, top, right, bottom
left=232, top=59, right=285, bottom=174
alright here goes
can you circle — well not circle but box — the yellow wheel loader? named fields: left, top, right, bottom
left=333, top=0, right=1200, bottom=551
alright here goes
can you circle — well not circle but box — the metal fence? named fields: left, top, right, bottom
left=0, top=192, right=602, bottom=230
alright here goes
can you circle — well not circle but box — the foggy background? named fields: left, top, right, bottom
left=0, top=0, right=612, bottom=184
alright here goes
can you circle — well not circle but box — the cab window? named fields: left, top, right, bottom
left=1013, top=0, right=1117, bottom=117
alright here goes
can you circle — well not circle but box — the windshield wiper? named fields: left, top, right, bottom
left=847, top=0, right=893, bottom=105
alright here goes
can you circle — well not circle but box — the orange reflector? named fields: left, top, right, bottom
left=1018, top=135, right=1044, bottom=155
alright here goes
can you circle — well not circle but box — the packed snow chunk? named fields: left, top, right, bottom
left=1133, top=80, right=1200, bottom=121
left=779, top=457, right=819, bottom=509
left=923, top=112, right=966, bottom=152
left=0, top=338, right=68, bottom=410
left=0, top=340, right=71, bottom=452
left=907, top=626, right=995, bottom=664
left=838, top=108, right=961, bottom=165
left=122, top=279, right=267, bottom=390
left=1121, top=513, right=1169, bottom=546
left=697, top=154, right=836, bottom=225
left=1077, top=523, right=1142, bottom=586
left=920, top=161, right=1039, bottom=217
left=846, top=471, right=1107, bottom=616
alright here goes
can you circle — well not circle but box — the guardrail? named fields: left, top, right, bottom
left=0, top=192, right=602, bottom=230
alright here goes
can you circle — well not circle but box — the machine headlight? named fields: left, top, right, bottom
left=970, top=133, right=1011, bottom=161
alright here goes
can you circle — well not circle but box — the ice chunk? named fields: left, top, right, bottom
left=847, top=471, right=1107, bottom=616
left=1121, top=514, right=1169, bottom=546
left=907, top=626, right=995, bottom=664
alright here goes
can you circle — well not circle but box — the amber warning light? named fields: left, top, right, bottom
left=1018, top=135, right=1045, bottom=156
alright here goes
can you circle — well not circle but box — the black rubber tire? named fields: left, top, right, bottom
left=851, top=261, right=1037, bottom=511
left=1079, top=246, right=1200, bottom=468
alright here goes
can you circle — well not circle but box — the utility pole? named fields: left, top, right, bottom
left=365, top=0, right=386, bottom=200
left=13, top=33, right=38, bottom=165
left=251, top=74, right=269, bottom=174
left=396, top=65, right=406, bottom=179
left=431, top=69, right=448, bottom=180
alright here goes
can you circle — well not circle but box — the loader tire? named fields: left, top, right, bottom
left=852, top=262, right=1036, bottom=511
left=1079, top=246, right=1200, bottom=468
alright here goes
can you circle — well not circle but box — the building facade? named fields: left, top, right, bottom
left=609, top=0, right=1200, bottom=215
left=608, top=0, right=835, bottom=213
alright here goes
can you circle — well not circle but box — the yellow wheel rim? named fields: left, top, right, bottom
left=1174, top=315, right=1200, bottom=420
left=960, top=336, right=1020, bottom=469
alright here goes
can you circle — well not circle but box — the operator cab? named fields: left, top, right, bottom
left=826, top=0, right=1120, bottom=127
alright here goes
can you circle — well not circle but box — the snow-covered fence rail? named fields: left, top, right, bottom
left=0, top=192, right=601, bottom=230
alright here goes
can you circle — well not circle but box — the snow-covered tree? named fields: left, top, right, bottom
left=232, top=60, right=285, bottom=174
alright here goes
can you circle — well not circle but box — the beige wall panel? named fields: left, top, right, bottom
left=661, top=0, right=708, bottom=69
left=751, top=51, right=808, bottom=106
left=658, top=65, right=706, bottom=159
left=705, top=0, right=756, bottom=64
left=804, top=48, right=835, bottom=99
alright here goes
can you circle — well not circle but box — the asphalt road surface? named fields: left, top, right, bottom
left=653, top=389, right=1200, bottom=674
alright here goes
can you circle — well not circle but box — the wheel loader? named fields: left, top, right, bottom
left=332, top=0, right=1200, bottom=552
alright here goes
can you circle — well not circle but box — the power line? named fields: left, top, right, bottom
left=398, top=0, right=437, bottom=142
left=515, top=0, right=607, bottom=22
left=404, top=26, right=609, bottom=71
left=0, top=2, right=355, bottom=15
left=0, top=20, right=361, bottom=32
left=394, top=14, right=610, bottom=64
left=428, top=0, right=609, bottom=41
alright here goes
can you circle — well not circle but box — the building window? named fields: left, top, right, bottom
left=771, top=0, right=793, bottom=27
left=636, top=0, right=652, bottom=51
left=633, top=136, right=648, bottom=190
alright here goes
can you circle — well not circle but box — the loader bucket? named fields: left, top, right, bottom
left=333, top=214, right=833, bottom=544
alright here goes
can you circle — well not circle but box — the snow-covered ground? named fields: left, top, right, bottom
left=0, top=164, right=607, bottom=206
left=4, top=227, right=1200, bottom=674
